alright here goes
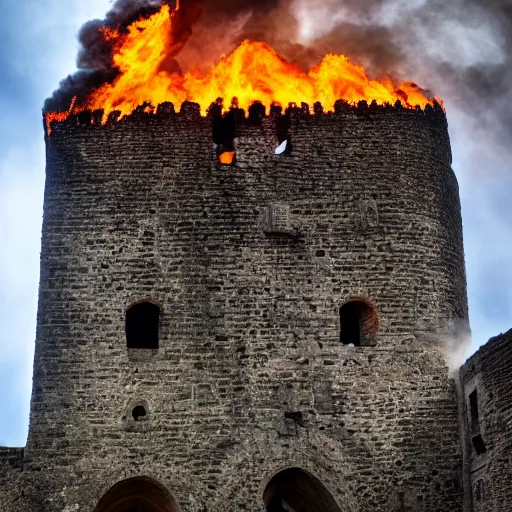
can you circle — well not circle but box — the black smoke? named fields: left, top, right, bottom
left=43, top=0, right=289, bottom=111
left=293, top=0, right=512, bottom=149
left=44, top=0, right=171, bottom=111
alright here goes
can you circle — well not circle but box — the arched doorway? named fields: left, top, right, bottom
left=263, top=468, right=342, bottom=512
left=94, top=477, right=179, bottom=512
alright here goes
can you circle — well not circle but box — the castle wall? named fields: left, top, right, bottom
left=0, top=448, right=23, bottom=511
left=460, top=329, right=512, bottom=512
left=7, top=105, right=467, bottom=512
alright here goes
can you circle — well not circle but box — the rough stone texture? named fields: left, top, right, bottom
left=0, top=448, right=23, bottom=507
left=1, top=104, right=468, bottom=511
left=0, top=448, right=23, bottom=478
left=460, top=329, right=512, bottom=512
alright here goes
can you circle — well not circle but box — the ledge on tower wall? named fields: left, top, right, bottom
left=0, top=447, right=24, bottom=481
left=459, top=328, right=512, bottom=512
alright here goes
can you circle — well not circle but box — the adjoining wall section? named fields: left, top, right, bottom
left=0, top=448, right=24, bottom=508
left=460, top=329, right=512, bottom=512
left=14, top=103, right=467, bottom=512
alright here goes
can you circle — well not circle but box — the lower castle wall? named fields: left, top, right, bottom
left=0, top=448, right=23, bottom=509
left=460, top=329, right=512, bottom=512
left=7, top=341, right=460, bottom=512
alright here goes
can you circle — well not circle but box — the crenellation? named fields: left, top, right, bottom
left=45, top=98, right=449, bottom=139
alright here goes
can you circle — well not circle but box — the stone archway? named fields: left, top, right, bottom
left=94, top=476, right=179, bottom=512
left=263, top=467, right=343, bottom=512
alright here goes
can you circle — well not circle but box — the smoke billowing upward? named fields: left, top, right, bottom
left=44, top=0, right=290, bottom=111
left=294, top=0, right=512, bottom=149
left=45, top=0, right=512, bottom=150
left=45, top=0, right=166, bottom=111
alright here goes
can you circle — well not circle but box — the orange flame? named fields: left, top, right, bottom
left=219, top=151, right=235, bottom=165
left=46, top=3, right=438, bottom=130
left=100, top=26, right=119, bottom=42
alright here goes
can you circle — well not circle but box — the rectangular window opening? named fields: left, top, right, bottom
left=126, top=302, right=160, bottom=350
left=469, top=389, right=479, bottom=433
left=472, top=434, right=487, bottom=456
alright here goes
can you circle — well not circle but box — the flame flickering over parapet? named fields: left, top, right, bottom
left=45, top=2, right=438, bottom=130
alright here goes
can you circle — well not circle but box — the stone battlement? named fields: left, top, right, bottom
left=44, top=98, right=447, bottom=138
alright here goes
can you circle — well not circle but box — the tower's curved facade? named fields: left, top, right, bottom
left=1, top=102, right=469, bottom=512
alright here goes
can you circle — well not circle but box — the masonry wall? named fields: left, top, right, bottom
left=460, top=329, right=512, bottom=512
left=0, top=448, right=23, bottom=506
left=3, top=103, right=467, bottom=512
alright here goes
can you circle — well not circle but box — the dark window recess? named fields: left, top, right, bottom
left=469, top=389, right=479, bottom=432
left=339, top=300, right=378, bottom=346
left=126, top=302, right=160, bottom=349
left=472, top=434, right=487, bottom=455
left=285, top=412, right=304, bottom=426
left=282, top=412, right=305, bottom=438
left=341, top=307, right=360, bottom=345
left=132, top=405, right=147, bottom=421
left=210, top=99, right=237, bottom=165
left=274, top=108, right=292, bottom=156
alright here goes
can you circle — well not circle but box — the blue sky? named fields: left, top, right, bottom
left=0, top=0, right=510, bottom=447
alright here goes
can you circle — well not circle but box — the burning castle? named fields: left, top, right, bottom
left=0, top=1, right=511, bottom=511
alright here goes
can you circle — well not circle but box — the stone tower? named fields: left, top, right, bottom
left=0, top=101, right=468, bottom=512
